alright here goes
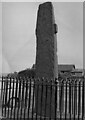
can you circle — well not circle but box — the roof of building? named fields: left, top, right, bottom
left=71, top=69, right=84, bottom=73
left=58, top=64, right=75, bottom=72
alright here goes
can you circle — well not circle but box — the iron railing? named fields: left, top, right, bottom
left=0, top=76, right=85, bottom=120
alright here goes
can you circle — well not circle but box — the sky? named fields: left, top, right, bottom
left=0, top=3, right=2, bottom=74
left=1, top=2, right=83, bottom=73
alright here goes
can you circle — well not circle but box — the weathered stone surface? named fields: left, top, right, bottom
left=34, top=2, right=58, bottom=118
left=35, top=2, right=58, bottom=79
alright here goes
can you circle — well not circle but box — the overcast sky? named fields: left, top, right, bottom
left=2, top=2, right=83, bottom=73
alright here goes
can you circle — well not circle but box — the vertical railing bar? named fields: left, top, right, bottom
left=4, top=77, right=8, bottom=117
left=78, top=80, right=81, bottom=120
left=2, top=77, right=4, bottom=117
left=55, top=78, right=57, bottom=120
left=58, top=80, right=60, bottom=118
left=23, top=77, right=26, bottom=120
left=35, top=78, right=39, bottom=120
left=74, top=80, right=76, bottom=120
left=76, top=80, right=78, bottom=116
left=20, top=78, right=25, bottom=119
left=44, top=79, right=48, bottom=120
left=22, top=77, right=25, bottom=120
left=3, top=77, right=6, bottom=117
left=17, top=77, right=21, bottom=120
left=24, top=77, right=28, bottom=120
left=3, top=77, right=6, bottom=116
left=13, top=78, right=16, bottom=120
left=49, top=79, right=52, bottom=120
left=47, top=80, right=50, bottom=120
left=69, top=79, right=71, bottom=120
left=77, top=79, right=79, bottom=117
left=16, top=77, right=19, bottom=119
left=14, top=77, right=18, bottom=120
left=4, top=77, right=6, bottom=117
left=60, top=80, right=63, bottom=120
left=64, top=80, right=65, bottom=117
left=62, top=80, right=64, bottom=117
left=25, top=76, right=29, bottom=119
left=57, top=80, right=59, bottom=116
left=65, top=80, right=67, bottom=119
left=1, top=76, right=3, bottom=103
left=59, top=80, right=61, bottom=120
left=72, top=80, right=74, bottom=115
left=31, top=78, right=35, bottom=120
left=20, top=77, right=23, bottom=120
left=75, top=79, right=77, bottom=116
left=2, top=76, right=4, bottom=117
left=7, top=77, right=11, bottom=118
left=23, top=77, right=27, bottom=120
left=22, top=78, right=25, bottom=119
left=17, top=79, right=20, bottom=119
left=27, top=78, right=32, bottom=119
left=10, top=78, right=15, bottom=119
left=76, top=80, right=78, bottom=115
left=82, top=78, right=84, bottom=120
left=19, top=77, right=22, bottom=119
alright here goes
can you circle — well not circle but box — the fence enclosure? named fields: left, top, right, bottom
left=1, top=76, right=85, bottom=119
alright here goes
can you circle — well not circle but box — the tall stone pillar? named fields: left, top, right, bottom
left=35, top=2, right=58, bottom=118
left=35, top=2, right=58, bottom=79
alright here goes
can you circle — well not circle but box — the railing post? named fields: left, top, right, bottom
left=13, top=77, right=18, bottom=119
left=65, top=79, right=67, bottom=119
left=78, top=79, right=81, bottom=120
left=84, top=76, right=85, bottom=119
left=60, top=80, right=63, bottom=120
left=69, top=79, right=71, bottom=120
left=7, top=77, right=11, bottom=118
left=82, top=77, right=84, bottom=120
left=1, top=76, right=3, bottom=117
left=10, top=77, right=15, bottom=118
left=55, top=79, right=57, bottom=120
left=4, top=77, right=8, bottom=117
left=31, top=78, right=35, bottom=119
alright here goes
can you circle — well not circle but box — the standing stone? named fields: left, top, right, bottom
left=35, top=2, right=58, bottom=119
left=35, top=2, right=58, bottom=79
